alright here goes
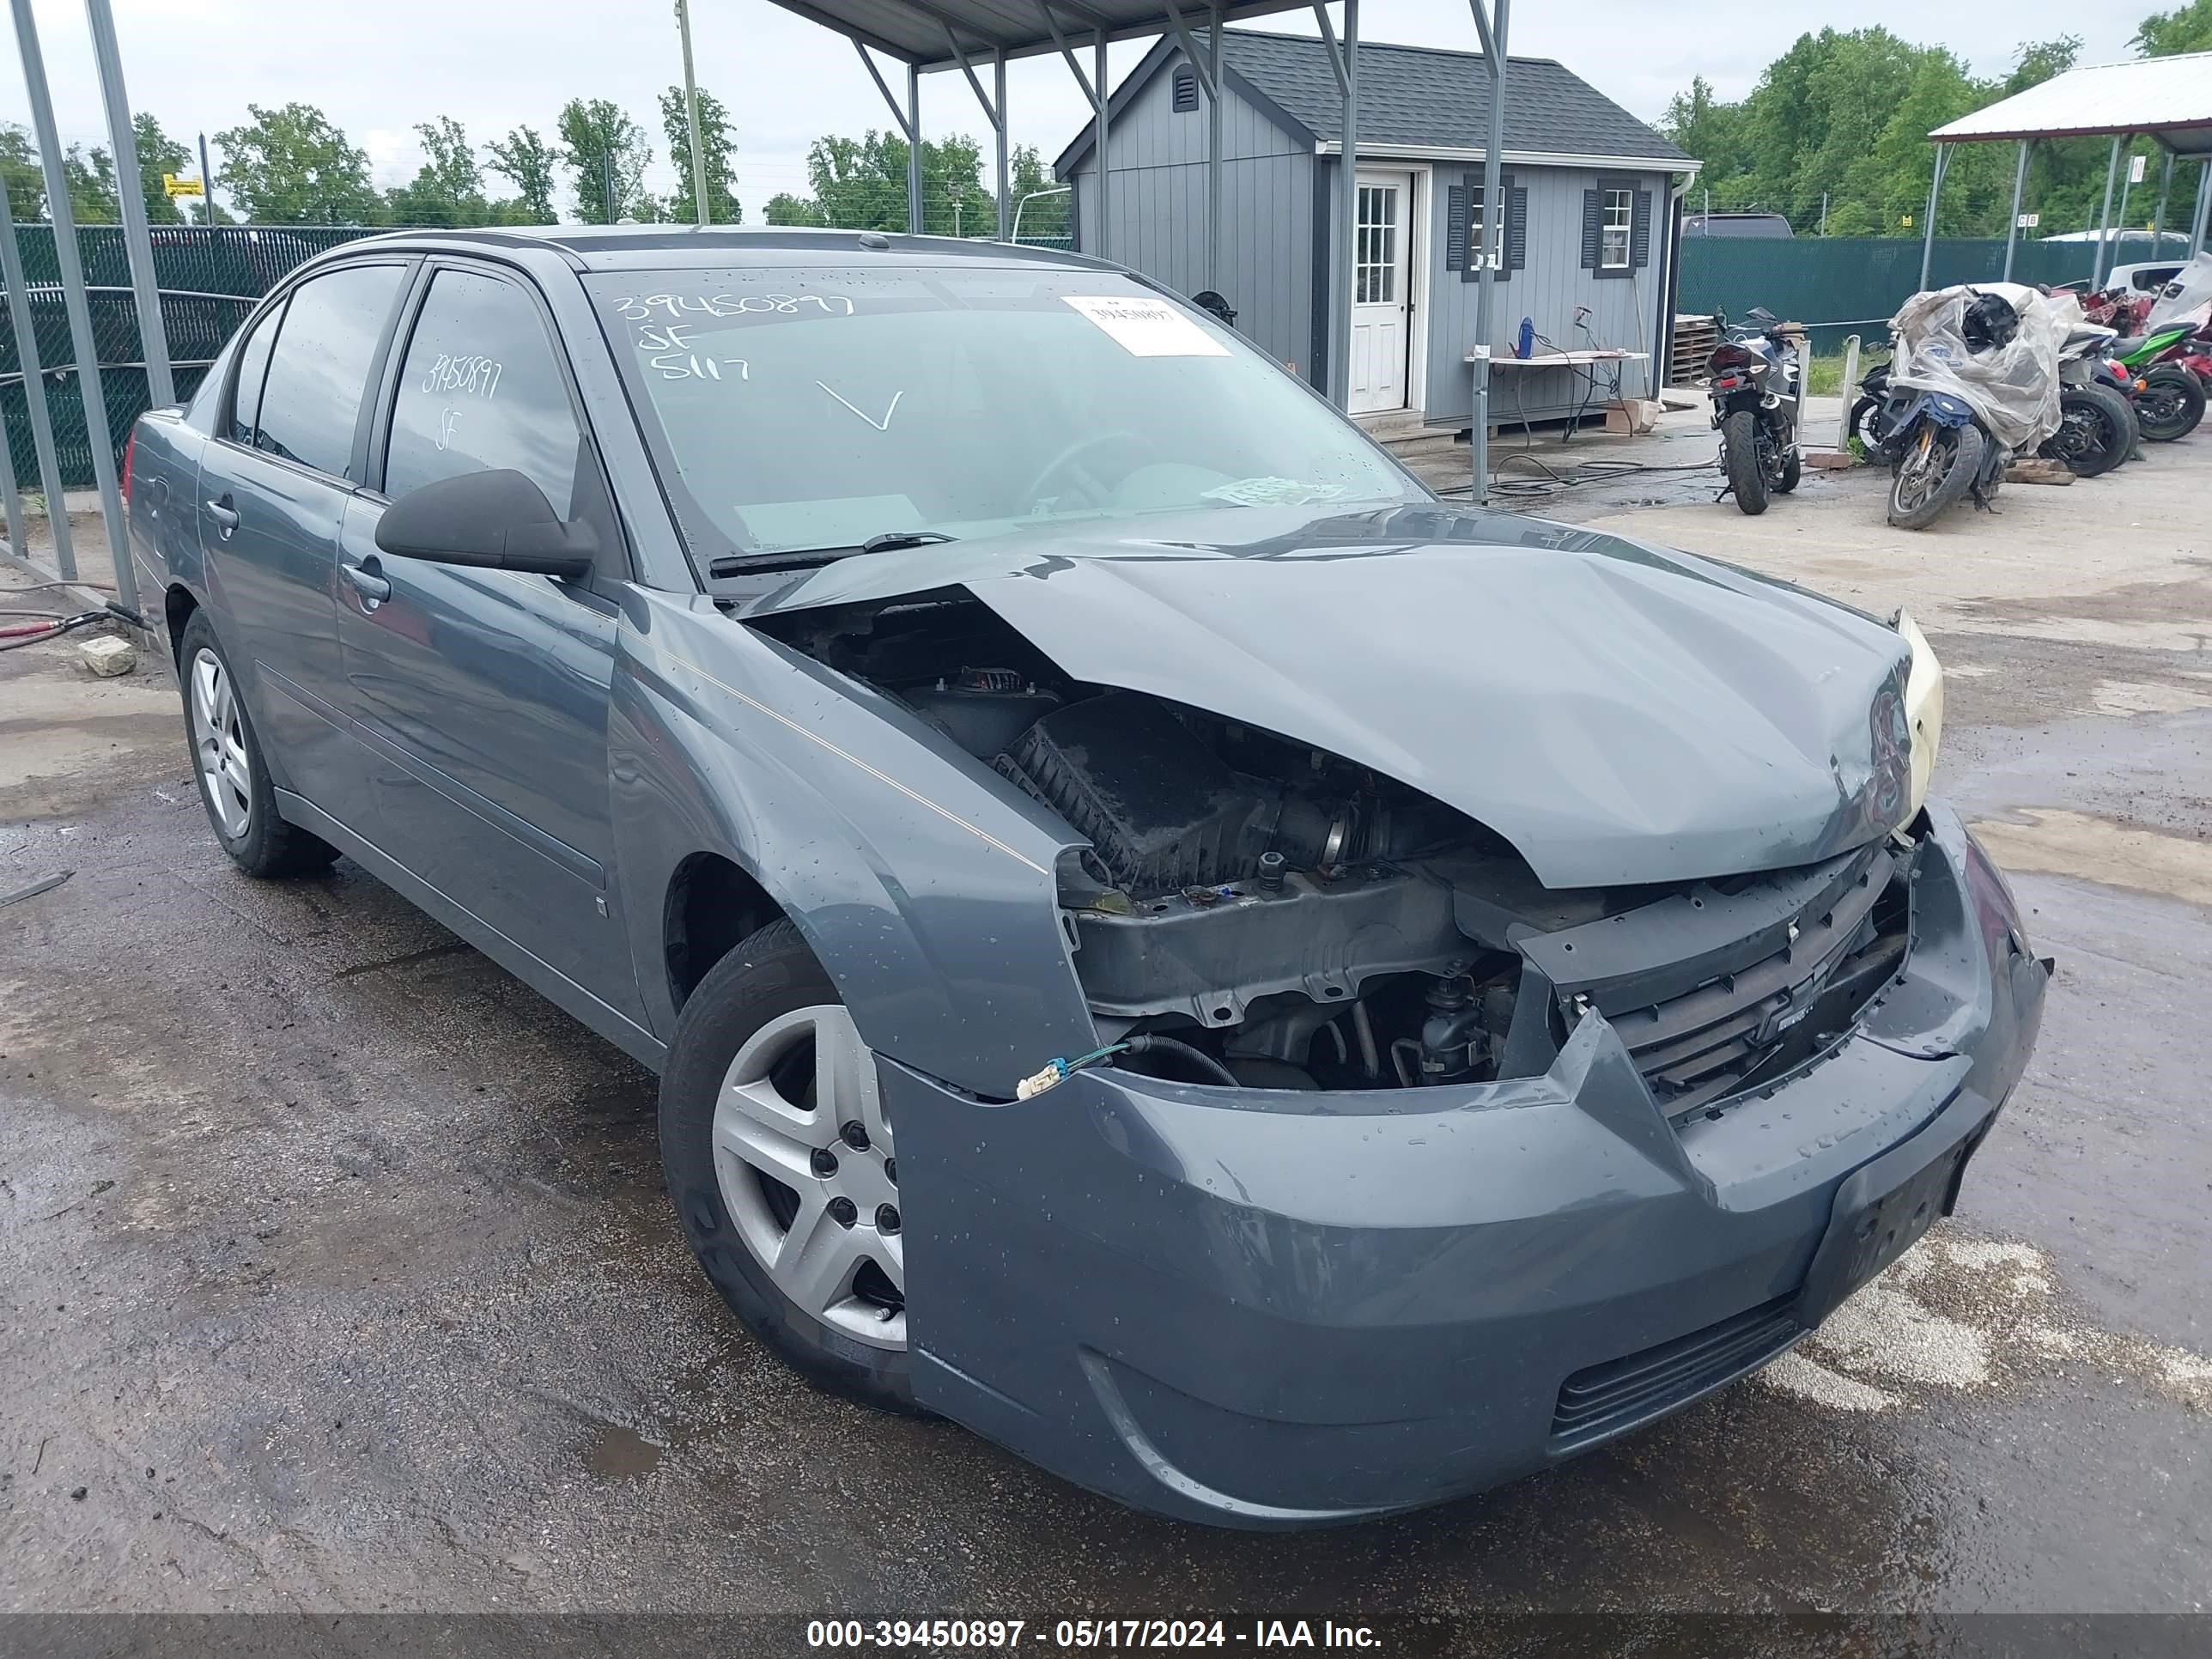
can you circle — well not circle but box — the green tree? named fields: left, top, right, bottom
left=216, top=102, right=378, bottom=223
left=659, top=84, right=741, bottom=223
left=763, top=191, right=825, bottom=226
left=132, top=113, right=191, bottom=224
left=0, top=123, right=40, bottom=220
left=485, top=124, right=561, bottom=222
left=787, top=130, right=992, bottom=234
left=2133, top=0, right=2212, bottom=53
left=60, top=143, right=117, bottom=223
left=556, top=98, right=651, bottom=223
left=1010, top=145, right=1066, bottom=240
left=385, top=116, right=495, bottom=226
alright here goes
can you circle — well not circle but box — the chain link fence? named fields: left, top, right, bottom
left=2, top=225, right=386, bottom=491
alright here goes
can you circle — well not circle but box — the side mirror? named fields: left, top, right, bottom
left=374, top=468, right=596, bottom=580
left=1746, top=305, right=1778, bottom=325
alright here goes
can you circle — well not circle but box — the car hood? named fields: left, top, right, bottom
left=744, top=504, right=1915, bottom=888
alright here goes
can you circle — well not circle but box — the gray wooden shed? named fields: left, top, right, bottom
left=1055, top=30, right=1698, bottom=426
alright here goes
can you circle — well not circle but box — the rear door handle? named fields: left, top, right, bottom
left=341, top=558, right=391, bottom=606
left=205, top=495, right=240, bottom=536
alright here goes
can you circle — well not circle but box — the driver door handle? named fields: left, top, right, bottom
left=341, top=557, right=391, bottom=607
left=205, top=495, right=240, bottom=537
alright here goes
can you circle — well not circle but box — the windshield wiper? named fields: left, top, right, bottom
left=859, top=530, right=957, bottom=553
left=708, top=530, right=957, bottom=580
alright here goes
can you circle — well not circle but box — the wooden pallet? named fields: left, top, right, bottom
left=1670, top=314, right=1719, bottom=384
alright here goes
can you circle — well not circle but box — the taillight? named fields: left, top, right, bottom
left=120, top=429, right=134, bottom=504
left=1708, top=342, right=1759, bottom=373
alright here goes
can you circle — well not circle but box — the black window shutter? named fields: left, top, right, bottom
left=1497, top=174, right=1525, bottom=284
left=1445, top=181, right=1468, bottom=275
left=1172, top=66, right=1198, bottom=112
left=1581, top=188, right=1602, bottom=270
left=1632, top=188, right=1653, bottom=268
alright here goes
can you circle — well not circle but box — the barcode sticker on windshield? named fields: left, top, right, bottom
left=1062, top=295, right=1230, bottom=357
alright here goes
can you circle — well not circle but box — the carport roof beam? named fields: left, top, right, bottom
left=752, top=0, right=1316, bottom=73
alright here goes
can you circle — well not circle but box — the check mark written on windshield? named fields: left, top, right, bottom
left=817, top=383, right=903, bottom=431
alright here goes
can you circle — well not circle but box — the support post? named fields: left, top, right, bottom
left=2152, top=149, right=2173, bottom=249
left=2092, top=135, right=2121, bottom=289
left=0, top=175, right=76, bottom=577
left=197, top=131, right=216, bottom=223
left=1917, top=143, right=1947, bottom=291
left=994, top=50, right=1010, bottom=240
left=1468, top=0, right=1508, bottom=502
left=2002, top=139, right=2029, bottom=282
left=908, top=65, right=924, bottom=234
left=13, top=0, right=136, bottom=611
left=1094, top=33, right=1110, bottom=262
left=2115, top=145, right=2136, bottom=259
left=677, top=0, right=713, bottom=227
left=1311, top=0, right=1358, bottom=409
left=1207, top=9, right=1223, bottom=293
left=86, top=0, right=173, bottom=408
left=2193, top=159, right=2211, bottom=258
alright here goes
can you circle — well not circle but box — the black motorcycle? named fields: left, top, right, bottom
left=1706, top=306, right=1802, bottom=515
left=1878, top=289, right=2019, bottom=532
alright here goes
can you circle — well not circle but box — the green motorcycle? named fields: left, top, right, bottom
left=2108, top=322, right=2206, bottom=442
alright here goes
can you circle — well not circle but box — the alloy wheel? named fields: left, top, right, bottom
left=189, top=647, right=252, bottom=839
left=1893, top=432, right=1949, bottom=514
left=712, top=1003, right=905, bottom=1349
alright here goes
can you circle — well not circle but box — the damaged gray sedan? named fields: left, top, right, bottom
left=131, top=228, right=2048, bottom=1528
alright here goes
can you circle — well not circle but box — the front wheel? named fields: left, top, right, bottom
left=2040, top=386, right=2131, bottom=477
left=659, top=919, right=915, bottom=1413
left=1723, top=408, right=1768, bottom=514
left=2136, top=367, right=2205, bottom=441
left=1888, top=422, right=1984, bottom=530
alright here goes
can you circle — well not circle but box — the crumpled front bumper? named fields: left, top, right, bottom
left=890, top=804, right=2048, bottom=1527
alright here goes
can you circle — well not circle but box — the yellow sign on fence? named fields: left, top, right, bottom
left=163, top=173, right=204, bottom=198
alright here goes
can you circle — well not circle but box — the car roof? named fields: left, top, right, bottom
left=314, top=225, right=1115, bottom=276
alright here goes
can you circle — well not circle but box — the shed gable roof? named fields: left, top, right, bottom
left=1057, top=28, right=1692, bottom=176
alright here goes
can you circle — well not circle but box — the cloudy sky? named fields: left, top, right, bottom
left=4, top=0, right=2145, bottom=219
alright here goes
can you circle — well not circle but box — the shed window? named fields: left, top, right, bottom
left=1172, top=65, right=1199, bottom=112
left=1601, top=188, right=1632, bottom=269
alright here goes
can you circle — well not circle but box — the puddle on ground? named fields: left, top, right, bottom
left=583, top=1421, right=664, bottom=1479
left=1967, top=808, right=2212, bottom=908
left=1762, top=1226, right=2212, bottom=1417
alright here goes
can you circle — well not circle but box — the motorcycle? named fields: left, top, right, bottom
left=2036, top=325, right=2138, bottom=477
left=1705, top=305, right=1802, bottom=515
left=1878, top=288, right=2045, bottom=532
left=2107, top=323, right=2207, bottom=441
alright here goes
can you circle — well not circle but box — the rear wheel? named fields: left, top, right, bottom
left=1888, top=422, right=1984, bottom=531
left=2040, top=386, right=2131, bottom=477
left=1723, top=409, right=1768, bottom=514
left=2136, top=367, right=2205, bottom=441
left=659, top=919, right=914, bottom=1413
left=1847, top=396, right=1887, bottom=451
left=1774, top=446, right=1802, bottom=494
left=176, top=611, right=340, bottom=878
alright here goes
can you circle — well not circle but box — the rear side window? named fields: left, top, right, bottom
left=384, top=268, right=584, bottom=514
left=252, top=264, right=405, bottom=478
left=226, top=301, right=283, bottom=445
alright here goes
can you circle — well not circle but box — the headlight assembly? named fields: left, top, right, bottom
left=1895, top=608, right=1944, bottom=823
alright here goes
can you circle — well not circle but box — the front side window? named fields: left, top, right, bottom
left=586, top=266, right=1422, bottom=564
left=225, top=299, right=284, bottom=446
left=386, top=268, right=583, bottom=514
left=253, top=263, right=406, bottom=477
left=1601, top=188, right=1632, bottom=270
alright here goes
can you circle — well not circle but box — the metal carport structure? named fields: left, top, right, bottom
left=1923, top=51, right=2212, bottom=291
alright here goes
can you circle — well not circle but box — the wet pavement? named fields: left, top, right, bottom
left=1, top=434, right=2208, bottom=1625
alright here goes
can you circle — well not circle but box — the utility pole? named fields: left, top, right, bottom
left=676, top=0, right=712, bottom=227
left=1820, top=191, right=1827, bottom=236
left=197, top=131, right=216, bottom=224
left=603, top=151, right=617, bottom=223
left=1468, top=0, right=1508, bottom=503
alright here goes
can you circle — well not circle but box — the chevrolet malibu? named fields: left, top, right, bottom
left=127, top=228, right=2048, bottom=1527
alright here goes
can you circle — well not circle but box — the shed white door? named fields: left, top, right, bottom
left=1350, top=171, right=1413, bottom=414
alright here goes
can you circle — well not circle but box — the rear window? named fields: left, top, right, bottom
left=252, top=263, right=406, bottom=478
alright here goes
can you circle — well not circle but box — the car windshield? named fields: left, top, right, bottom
left=584, top=264, right=1425, bottom=564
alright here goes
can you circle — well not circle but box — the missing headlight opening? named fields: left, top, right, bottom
left=761, top=590, right=1918, bottom=1109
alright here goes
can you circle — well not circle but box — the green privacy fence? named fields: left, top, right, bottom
left=2, top=225, right=389, bottom=491
left=1676, top=233, right=2186, bottom=353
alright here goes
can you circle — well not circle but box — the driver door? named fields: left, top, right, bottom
left=336, top=259, right=644, bottom=1024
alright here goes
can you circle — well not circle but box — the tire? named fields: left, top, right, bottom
left=1775, top=446, right=1803, bottom=494
left=659, top=918, right=915, bottom=1413
left=2040, top=386, right=2131, bottom=477
left=1847, top=396, right=1887, bottom=451
left=1888, top=422, right=1984, bottom=531
left=176, top=611, right=340, bottom=878
left=1723, top=409, right=1768, bottom=514
left=2136, top=367, right=2205, bottom=441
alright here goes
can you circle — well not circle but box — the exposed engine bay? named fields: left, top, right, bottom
left=758, top=590, right=1916, bottom=1110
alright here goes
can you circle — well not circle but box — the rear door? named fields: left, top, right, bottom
left=336, top=259, right=643, bottom=1022
left=198, top=260, right=410, bottom=831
